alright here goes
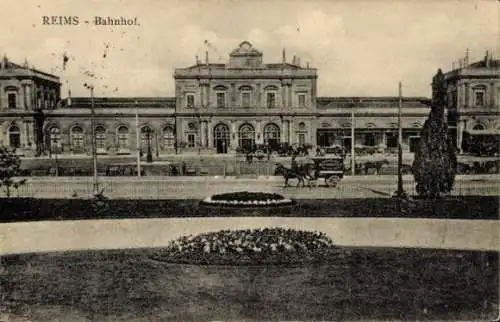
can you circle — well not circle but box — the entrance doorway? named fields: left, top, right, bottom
left=214, top=123, right=230, bottom=154
left=238, top=123, right=255, bottom=153
left=263, top=123, right=280, bottom=150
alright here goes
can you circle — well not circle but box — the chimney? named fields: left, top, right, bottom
left=282, top=48, right=286, bottom=64
left=297, top=57, right=301, bottom=66
left=465, top=48, right=469, bottom=66
left=306, top=61, right=310, bottom=68
left=196, top=55, right=199, bottom=65
left=292, top=55, right=296, bottom=65
left=68, top=89, right=72, bottom=106
left=1, top=55, right=7, bottom=69
left=484, top=50, right=490, bottom=67
left=205, top=50, right=209, bottom=66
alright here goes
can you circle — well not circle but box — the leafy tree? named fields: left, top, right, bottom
left=0, top=147, right=26, bottom=197
left=412, top=69, right=457, bottom=198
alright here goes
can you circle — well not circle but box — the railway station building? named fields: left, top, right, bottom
left=0, top=41, right=497, bottom=157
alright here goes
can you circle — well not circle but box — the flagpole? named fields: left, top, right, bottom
left=135, top=101, right=141, bottom=177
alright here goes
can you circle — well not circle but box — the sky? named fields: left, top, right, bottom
left=2, top=0, right=498, bottom=98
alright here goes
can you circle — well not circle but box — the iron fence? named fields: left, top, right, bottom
left=5, top=175, right=498, bottom=199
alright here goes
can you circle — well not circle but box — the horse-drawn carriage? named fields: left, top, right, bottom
left=275, top=155, right=345, bottom=188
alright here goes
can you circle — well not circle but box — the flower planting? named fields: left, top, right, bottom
left=151, top=228, right=336, bottom=265
left=200, top=191, right=295, bottom=208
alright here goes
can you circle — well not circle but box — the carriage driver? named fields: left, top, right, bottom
left=291, top=155, right=299, bottom=175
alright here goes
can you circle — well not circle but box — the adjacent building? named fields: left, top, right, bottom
left=1, top=41, right=496, bottom=157
left=444, top=53, right=500, bottom=153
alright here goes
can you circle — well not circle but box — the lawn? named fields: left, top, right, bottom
left=0, top=196, right=498, bottom=222
left=0, top=247, right=497, bottom=321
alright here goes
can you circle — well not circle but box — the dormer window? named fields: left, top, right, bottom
left=186, top=94, right=195, bottom=108
left=7, top=93, right=17, bottom=109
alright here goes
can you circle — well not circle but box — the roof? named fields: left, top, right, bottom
left=60, top=97, right=176, bottom=108
left=0, top=56, right=60, bottom=82
left=317, top=97, right=431, bottom=109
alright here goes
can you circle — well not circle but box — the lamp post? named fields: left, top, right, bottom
left=135, top=101, right=141, bottom=177
left=84, top=83, right=99, bottom=196
left=395, top=81, right=407, bottom=212
left=145, top=127, right=153, bottom=163
left=155, top=132, right=159, bottom=158
left=52, top=136, right=59, bottom=177
left=350, top=100, right=357, bottom=176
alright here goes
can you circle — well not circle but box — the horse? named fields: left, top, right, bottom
left=274, top=163, right=315, bottom=188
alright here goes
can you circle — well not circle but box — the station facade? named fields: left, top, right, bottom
left=0, top=41, right=497, bottom=157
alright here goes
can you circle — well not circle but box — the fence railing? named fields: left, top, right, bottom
left=21, top=158, right=500, bottom=178
left=5, top=176, right=499, bottom=199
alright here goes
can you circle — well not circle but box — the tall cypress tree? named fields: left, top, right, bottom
left=412, top=69, right=457, bottom=198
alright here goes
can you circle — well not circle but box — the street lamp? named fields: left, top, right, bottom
left=52, top=136, right=59, bottom=177
left=84, top=83, right=99, bottom=196
left=145, top=127, right=153, bottom=163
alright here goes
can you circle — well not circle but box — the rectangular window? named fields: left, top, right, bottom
left=386, top=132, right=398, bottom=148
left=216, top=92, right=226, bottom=108
left=266, top=92, right=276, bottom=108
left=186, top=94, right=195, bottom=108
left=72, top=135, right=84, bottom=148
left=241, top=92, right=250, bottom=107
left=474, top=91, right=485, bottom=107
left=298, top=133, right=306, bottom=146
left=8, top=93, right=16, bottom=109
left=118, top=134, right=129, bottom=149
left=409, top=136, right=420, bottom=153
left=298, top=94, right=306, bottom=108
left=187, top=133, right=196, bottom=147
left=96, top=134, right=106, bottom=149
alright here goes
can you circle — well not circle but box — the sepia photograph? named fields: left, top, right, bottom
left=0, top=0, right=498, bottom=320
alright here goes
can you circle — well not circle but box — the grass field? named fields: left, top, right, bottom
left=0, top=247, right=497, bottom=321
left=0, top=196, right=498, bottom=222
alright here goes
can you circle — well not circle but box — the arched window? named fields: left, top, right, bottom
left=238, top=123, right=255, bottom=151
left=263, top=123, right=280, bottom=147
left=117, top=126, right=129, bottom=149
left=8, top=125, right=20, bottom=148
left=95, top=126, right=107, bottom=150
left=214, top=123, right=230, bottom=153
left=71, top=126, right=84, bottom=149
left=140, top=126, right=153, bottom=148
left=49, top=126, right=61, bottom=151
left=473, top=124, right=485, bottom=131
left=163, top=125, right=175, bottom=148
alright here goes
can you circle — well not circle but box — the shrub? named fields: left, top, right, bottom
left=211, top=191, right=285, bottom=201
left=152, top=228, right=335, bottom=265
left=0, top=147, right=26, bottom=197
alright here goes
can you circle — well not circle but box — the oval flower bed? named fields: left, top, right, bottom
left=199, top=191, right=296, bottom=208
left=150, top=228, right=336, bottom=265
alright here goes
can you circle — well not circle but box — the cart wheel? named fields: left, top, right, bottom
left=325, top=175, right=339, bottom=187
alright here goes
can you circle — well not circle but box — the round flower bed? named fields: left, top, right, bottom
left=151, top=228, right=336, bottom=265
left=199, top=191, right=296, bottom=208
